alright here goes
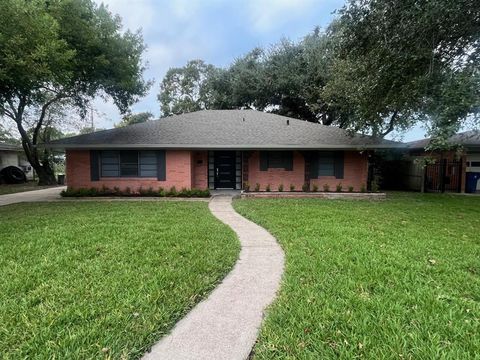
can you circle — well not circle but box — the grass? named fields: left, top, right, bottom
left=234, top=192, right=480, bottom=359
left=0, top=201, right=239, bottom=359
left=0, top=181, right=57, bottom=195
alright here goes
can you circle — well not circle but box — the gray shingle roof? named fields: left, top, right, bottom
left=407, top=130, right=480, bottom=149
left=47, top=110, right=403, bottom=150
left=0, top=142, right=21, bottom=151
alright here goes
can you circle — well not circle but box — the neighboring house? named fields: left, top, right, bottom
left=46, top=110, right=402, bottom=192
left=406, top=131, right=480, bottom=193
left=0, top=142, right=34, bottom=181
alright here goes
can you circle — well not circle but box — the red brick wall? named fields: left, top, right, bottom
left=310, top=151, right=368, bottom=192
left=65, top=149, right=193, bottom=192
left=246, top=150, right=368, bottom=191
left=192, top=151, right=208, bottom=189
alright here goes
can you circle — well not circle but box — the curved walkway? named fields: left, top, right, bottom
left=143, top=195, right=284, bottom=360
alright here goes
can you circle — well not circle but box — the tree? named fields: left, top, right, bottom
left=323, top=0, right=480, bottom=137
left=159, top=60, right=217, bottom=116
left=115, top=111, right=154, bottom=128
left=0, top=0, right=150, bottom=184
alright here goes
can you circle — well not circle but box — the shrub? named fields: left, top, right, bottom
left=323, top=184, right=330, bottom=192
left=244, top=182, right=250, bottom=192
left=61, top=186, right=210, bottom=198
left=312, top=184, right=318, bottom=192
left=371, top=175, right=381, bottom=192
left=278, top=183, right=284, bottom=192
left=348, top=185, right=354, bottom=192
left=167, top=186, right=177, bottom=197
left=266, top=184, right=271, bottom=192
left=336, top=183, right=343, bottom=192
left=255, top=183, right=260, bottom=192
left=360, top=183, right=366, bottom=193
left=289, top=184, right=295, bottom=191
left=302, top=183, right=309, bottom=192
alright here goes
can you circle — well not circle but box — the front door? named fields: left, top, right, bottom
left=214, top=151, right=236, bottom=189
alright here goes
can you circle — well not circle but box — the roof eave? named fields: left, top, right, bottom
left=43, top=143, right=405, bottom=150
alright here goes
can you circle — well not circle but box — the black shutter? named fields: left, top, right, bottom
left=90, top=150, right=99, bottom=181
left=284, top=151, right=293, bottom=171
left=156, top=150, right=166, bottom=181
left=260, top=151, right=268, bottom=171
left=334, top=151, right=344, bottom=179
left=310, top=151, right=319, bottom=178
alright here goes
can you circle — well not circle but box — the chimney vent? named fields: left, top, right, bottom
left=287, top=119, right=290, bottom=126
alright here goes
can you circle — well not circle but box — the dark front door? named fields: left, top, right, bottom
left=214, top=151, right=236, bottom=189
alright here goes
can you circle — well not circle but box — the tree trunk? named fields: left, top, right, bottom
left=33, top=159, right=57, bottom=185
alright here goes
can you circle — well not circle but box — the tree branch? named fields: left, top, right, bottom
left=32, top=93, right=65, bottom=145
left=380, top=110, right=398, bottom=137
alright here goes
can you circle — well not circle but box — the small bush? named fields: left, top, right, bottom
left=255, top=183, right=260, bottom=192
left=348, top=185, right=354, bottom=192
left=278, top=183, right=284, bottom=192
left=371, top=175, right=381, bottom=192
left=167, top=186, right=177, bottom=197
left=312, top=184, right=318, bottom=192
left=266, top=184, right=271, bottom=192
left=336, top=183, right=343, bottom=192
left=289, top=184, right=295, bottom=191
left=61, top=186, right=210, bottom=198
left=360, top=183, right=366, bottom=193
left=302, top=183, right=309, bottom=192
left=244, top=182, right=250, bottom=192
left=323, top=184, right=330, bottom=192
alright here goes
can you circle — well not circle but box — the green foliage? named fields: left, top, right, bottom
left=289, top=184, right=295, bottom=191
left=159, top=60, right=218, bottom=116
left=0, top=201, right=238, bottom=358
left=265, top=184, right=271, bottom=192
left=348, top=185, right=354, bottom=192
left=324, top=0, right=480, bottom=138
left=243, top=182, right=250, bottom=192
left=115, top=112, right=154, bottom=128
left=234, top=193, right=480, bottom=359
left=312, top=183, right=319, bottom=192
left=278, top=183, right=284, bottom=192
left=336, top=183, right=343, bottom=192
left=255, top=183, right=261, bottom=192
left=323, top=184, right=330, bottom=192
left=360, top=183, right=366, bottom=193
left=0, top=0, right=150, bottom=184
left=302, top=183, right=309, bottom=192
left=60, top=187, right=210, bottom=198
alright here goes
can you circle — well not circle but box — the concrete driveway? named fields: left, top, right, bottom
left=0, top=186, right=66, bottom=206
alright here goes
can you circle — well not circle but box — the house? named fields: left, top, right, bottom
left=406, top=131, right=480, bottom=193
left=46, top=110, right=402, bottom=192
left=0, top=142, right=34, bottom=182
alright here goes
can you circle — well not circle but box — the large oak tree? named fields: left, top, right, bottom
left=0, top=0, right=150, bottom=184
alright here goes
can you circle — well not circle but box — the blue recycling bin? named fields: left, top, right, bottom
left=465, top=172, right=480, bottom=193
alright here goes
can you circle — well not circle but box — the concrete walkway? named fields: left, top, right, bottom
left=0, top=186, right=65, bottom=206
left=143, top=195, right=284, bottom=360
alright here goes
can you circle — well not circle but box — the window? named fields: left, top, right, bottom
left=311, top=151, right=344, bottom=179
left=260, top=151, right=293, bottom=171
left=471, top=161, right=480, bottom=167
left=318, top=152, right=335, bottom=176
left=100, top=151, right=157, bottom=177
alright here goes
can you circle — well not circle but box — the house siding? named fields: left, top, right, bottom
left=66, top=149, right=195, bottom=192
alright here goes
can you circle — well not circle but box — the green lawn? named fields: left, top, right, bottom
left=0, top=201, right=239, bottom=359
left=234, top=193, right=480, bottom=359
left=0, top=181, right=57, bottom=195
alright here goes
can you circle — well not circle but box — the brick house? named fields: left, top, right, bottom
left=47, top=110, right=402, bottom=192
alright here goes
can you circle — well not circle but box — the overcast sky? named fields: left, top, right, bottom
left=93, top=0, right=427, bottom=141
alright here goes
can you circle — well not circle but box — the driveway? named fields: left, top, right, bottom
left=0, top=186, right=66, bottom=206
